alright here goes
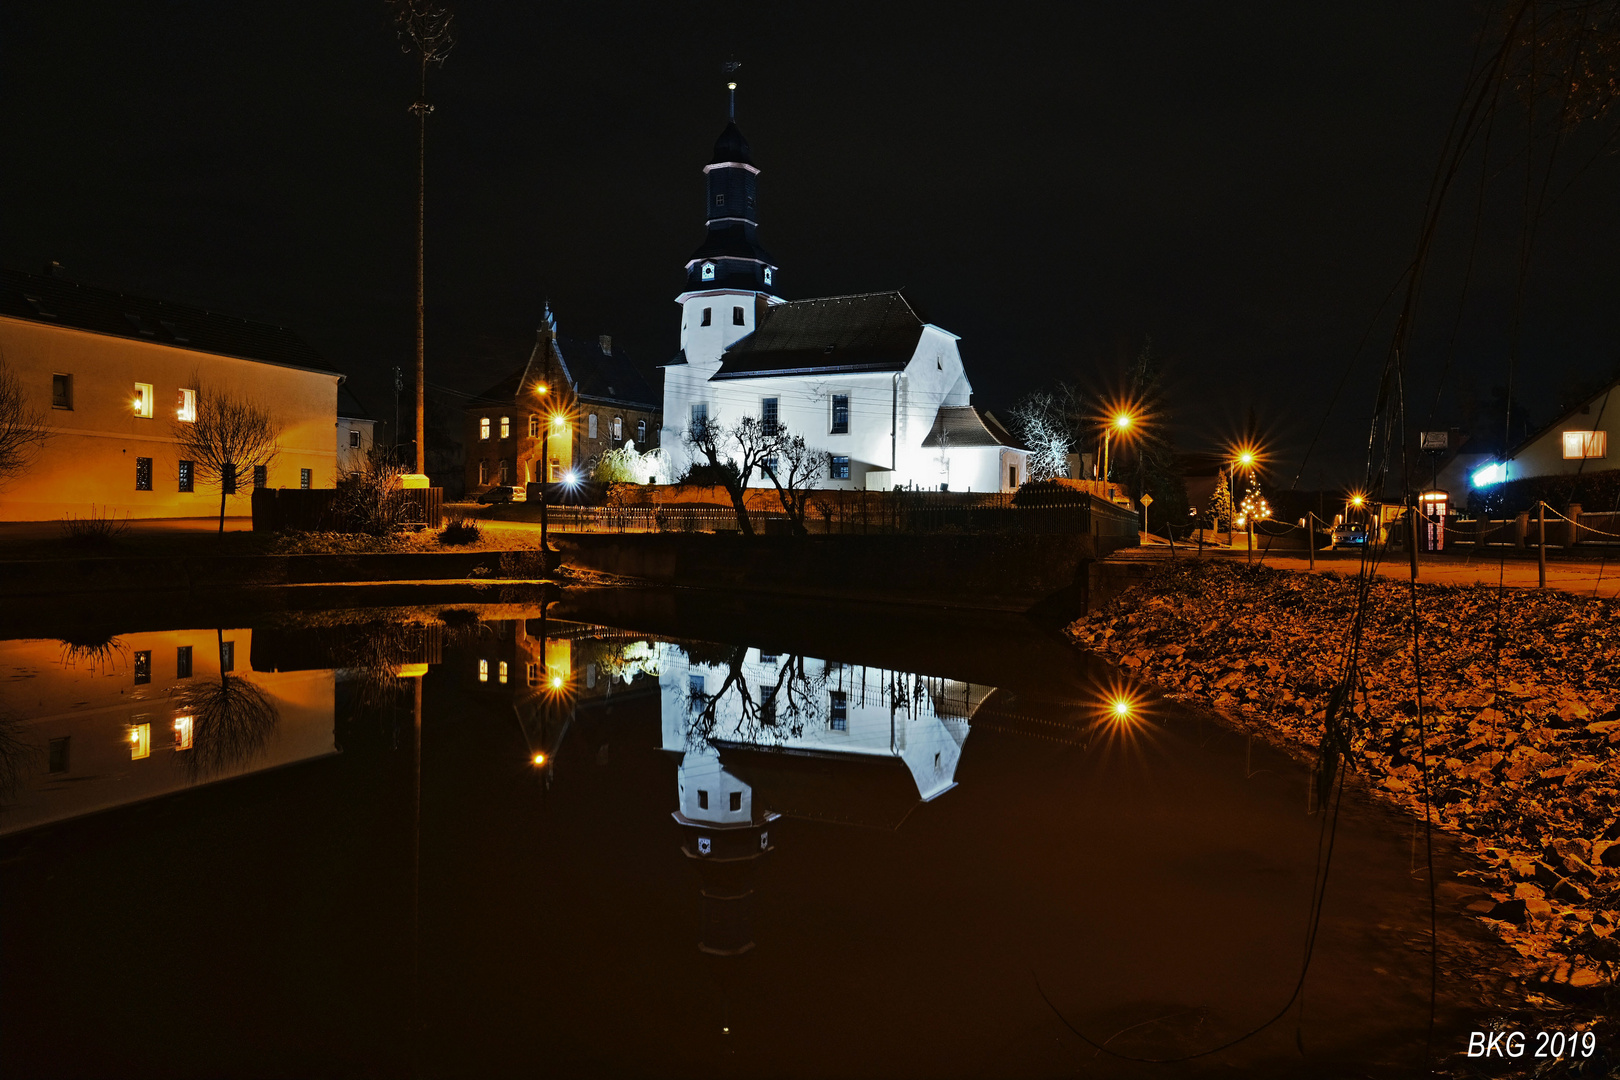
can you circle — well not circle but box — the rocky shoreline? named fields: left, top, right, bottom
left=1065, top=559, right=1620, bottom=1011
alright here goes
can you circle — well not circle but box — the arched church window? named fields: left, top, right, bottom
left=701, top=262, right=716, bottom=281
left=612, top=417, right=623, bottom=441
left=637, top=419, right=647, bottom=443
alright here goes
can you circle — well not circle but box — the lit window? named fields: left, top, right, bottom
left=52, top=373, right=73, bottom=410
left=134, top=382, right=154, bottom=418
left=701, top=308, right=712, bottom=326
left=831, top=394, right=849, bottom=434
left=612, top=417, right=623, bottom=441
left=480, top=418, right=491, bottom=441
left=830, top=455, right=850, bottom=481
left=761, top=398, right=778, bottom=435
left=763, top=267, right=774, bottom=286
left=299, top=468, right=311, bottom=490
left=830, top=690, right=848, bottom=731
left=1562, top=430, right=1608, bottom=460
left=173, top=716, right=194, bottom=751
left=733, top=306, right=745, bottom=326
left=129, top=722, right=151, bottom=760
left=178, top=460, right=194, bottom=492
left=701, top=262, right=716, bottom=281
left=478, top=659, right=489, bottom=683
left=529, top=415, right=540, bottom=438
left=498, top=661, right=509, bottom=685
left=134, top=650, right=152, bottom=685
left=135, top=457, right=153, bottom=491
left=349, top=429, right=361, bottom=448
left=177, top=388, right=196, bottom=422
left=499, top=416, right=510, bottom=439
left=588, top=413, right=598, bottom=439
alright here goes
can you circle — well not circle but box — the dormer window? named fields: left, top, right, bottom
left=701, top=262, right=716, bottom=281
left=763, top=267, right=773, bottom=286
left=715, top=194, right=726, bottom=206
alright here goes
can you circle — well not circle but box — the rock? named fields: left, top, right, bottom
left=1568, top=967, right=1603, bottom=988
left=1597, top=841, right=1620, bottom=868
left=1561, top=854, right=1600, bottom=881
left=1552, top=877, right=1592, bottom=903
left=1488, top=899, right=1529, bottom=923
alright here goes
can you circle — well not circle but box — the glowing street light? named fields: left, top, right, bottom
left=1100, top=409, right=1137, bottom=486
left=532, top=752, right=548, bottom=767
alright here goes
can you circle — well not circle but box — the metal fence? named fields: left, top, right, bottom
left=534, top=491, right=1139, bottom=538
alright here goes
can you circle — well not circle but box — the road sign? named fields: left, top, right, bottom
left=1139, top=493, right=1154, bottom=506
left=1420, top=430, right=1449, bottom=450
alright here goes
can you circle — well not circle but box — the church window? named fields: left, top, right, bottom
left=637, top=419, right=647, bottom=443
left=761, top=398, right=778, bottom=435
left=733, top=306, right=745, bottom=325
left=479, top=417, right=490, bottom=440
left=588, top=413, right=598, bottom=439
left=701, top=307, right=712, bottom=326
left=500, top=416, right=510, bottom=439
left=763, top=455, right=779, bottom=476
left=612, top=416, right=623, bottom=441
left=830, top=455, right=851, bottom=480
left=701, top=262, right=716, bottom=281
left=690, top=402, right=708, bottom=433
left=830, top=690, right=848, bottom=731
left=830, top=394, right=850, bottom=434
left=763, top=267, right=773, bottom=286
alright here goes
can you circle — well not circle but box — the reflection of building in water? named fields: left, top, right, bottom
left=659, top=642, right=992, bottom=954
left=0, top=629, right=336, bottom=835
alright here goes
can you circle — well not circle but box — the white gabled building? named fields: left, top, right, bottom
left=659, top=119, right=1027, bottom=493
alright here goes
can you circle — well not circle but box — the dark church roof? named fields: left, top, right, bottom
left=0, top=267, right=337, bottom=374
left=469, top=335, right=658, bottom=411
left=710, top=121, right=753, bottom=166
left=920, top=406, right=1024, bottom=450
left=712, top=744, right=928, bottom=830
left=711, top=291, right=927, bottom=381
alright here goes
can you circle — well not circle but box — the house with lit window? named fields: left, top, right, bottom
left=465, top=307, right=661, bottom=494
left=0, top=267, right=344, bottom=521
left=1469, top=376, right=1616, bottom=491
left=659, top=118, right=1028, bottom=492
left=336, top=383, right=376, bottom=476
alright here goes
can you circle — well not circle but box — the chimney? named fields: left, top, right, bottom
left=599, top=334, right=612, bottom=354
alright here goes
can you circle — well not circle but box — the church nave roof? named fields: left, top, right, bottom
left=712, top=291, right=927, bottom=381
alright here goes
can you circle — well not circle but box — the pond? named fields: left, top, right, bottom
left=0, top=586, right=1503, bottom=1078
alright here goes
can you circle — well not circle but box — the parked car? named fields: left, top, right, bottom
left=1332, top=523, right=1368, bottom=547
left=476, top=485, right=525, bottom=505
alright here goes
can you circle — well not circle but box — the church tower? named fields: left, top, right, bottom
left=675, top=78, right=780, bottom=370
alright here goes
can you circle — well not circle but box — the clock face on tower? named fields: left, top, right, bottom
left=763, top=267, right=773, bottom=285
left=701, top=262, right=716, bottom=281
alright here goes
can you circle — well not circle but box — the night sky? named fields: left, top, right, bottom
left=5, top=2, right=1617, bottom=487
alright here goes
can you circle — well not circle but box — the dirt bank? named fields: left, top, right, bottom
left=1065, top=560, right=1620, bottom=1003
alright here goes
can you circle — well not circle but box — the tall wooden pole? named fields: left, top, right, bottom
left=1538, top=500, right=1547, bottom=588
left=413, top=58, right=429, bottom=477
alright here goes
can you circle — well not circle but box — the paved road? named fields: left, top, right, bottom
left=1114, top=536, right=1620, bottom=598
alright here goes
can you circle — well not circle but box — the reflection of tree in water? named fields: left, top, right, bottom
left=173, top=630, right=279, bottom=780
left=56, top=633, right=127, bottom=675
left=0, top=707, right=36, bottom=801
left=681, top=642, right=827, bottom=753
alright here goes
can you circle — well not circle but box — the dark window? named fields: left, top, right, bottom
left=253, top=464, right=267, bottom=489
left=760, top=685, right=776, bottom=725
left=761, top=398, right=778, bottom=435
left=733, top=306, right=745, bottom=325
left=478, top=461, right=489, bottom=485
left=729, top=791, right=742, bottom=811
left=177, top=460, right=193, bottom=492
left=700, top=308, right=712, bottom=326
left=219, top=640, right=235, bottom=673
left=830, top=455, right=851, bottom=480
left=133, top=650, right=152, bottom=685
left=529, top=416, right=540, bottom=438
left=499, top=460, right=510, bottom=483
left=48, top=737, right=70, bottom=773
left=689, top=674, right=705, bottom=696
left=830, top=690, right=848, bottom=731
left=760, top=654, right=778, bottom=664
left=349, top=429, right=361, bottom=448
left=135, top=457, right=153, bottom=491
left=51, top=373, right=73, bottom=409
left=221, top=463, right=236, bottom=495
left=176, top=645, right=193, bottom=679
left=300, top=468, right=311, bottom=490
left=715, top=193, right=726, bottom=206
left=698, top=790, right=709, bottom=810
left=1009, top=465, right=1018, bottom=488
left=763, top=455, right=779, bottom=476
left=831, top=394, right=849, bottom=434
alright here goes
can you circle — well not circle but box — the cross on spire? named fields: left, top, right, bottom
left=723, top=59, right=740, bottom=121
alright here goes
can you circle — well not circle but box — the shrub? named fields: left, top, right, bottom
left=60, top=505, right=130, bottom=545
left=438, top=515, right=481, bottom=546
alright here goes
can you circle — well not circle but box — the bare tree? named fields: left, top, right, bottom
left=173, top=630, right=279, bottom=780
left=173, top=387, right=282, bottom=533
left=760, top=431, right=823, bottom=535
left=1009, top=381, right=1087, bottom=481
left=684, top=413, right=780, bottom=536
left=0, top=352, right=47, bottom=488
left=388, top=0, right=456, bottom=477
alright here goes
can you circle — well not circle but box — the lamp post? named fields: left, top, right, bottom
left=535, top=383, right=550, bottom=558
left=1101, top=411, right=1133, bottom=489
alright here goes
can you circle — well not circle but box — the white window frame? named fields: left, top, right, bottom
left=480, top=417, right=491, bottom=441
left=1562, top=430, right=1608, bottom=460
left=500, top=416, right=511, bottom=439
left=612, top=416, right=622, bottom=441
left=133, top=382, right=154, bottom=418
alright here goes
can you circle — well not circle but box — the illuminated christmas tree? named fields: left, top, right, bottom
left=1208, top=468, right=1235, bottom=529
left=1236, top=476, right=1271, bottom=528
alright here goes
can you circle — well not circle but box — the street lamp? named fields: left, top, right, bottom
left=1101, top=411, right=1133, bottom=485
left=534, top=382, right=551, bottom=559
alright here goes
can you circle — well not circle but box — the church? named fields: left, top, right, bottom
left=659, top=108, right=1028, bottom=493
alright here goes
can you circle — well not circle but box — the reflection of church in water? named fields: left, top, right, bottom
left=660, top=643, right=992, bottom=955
